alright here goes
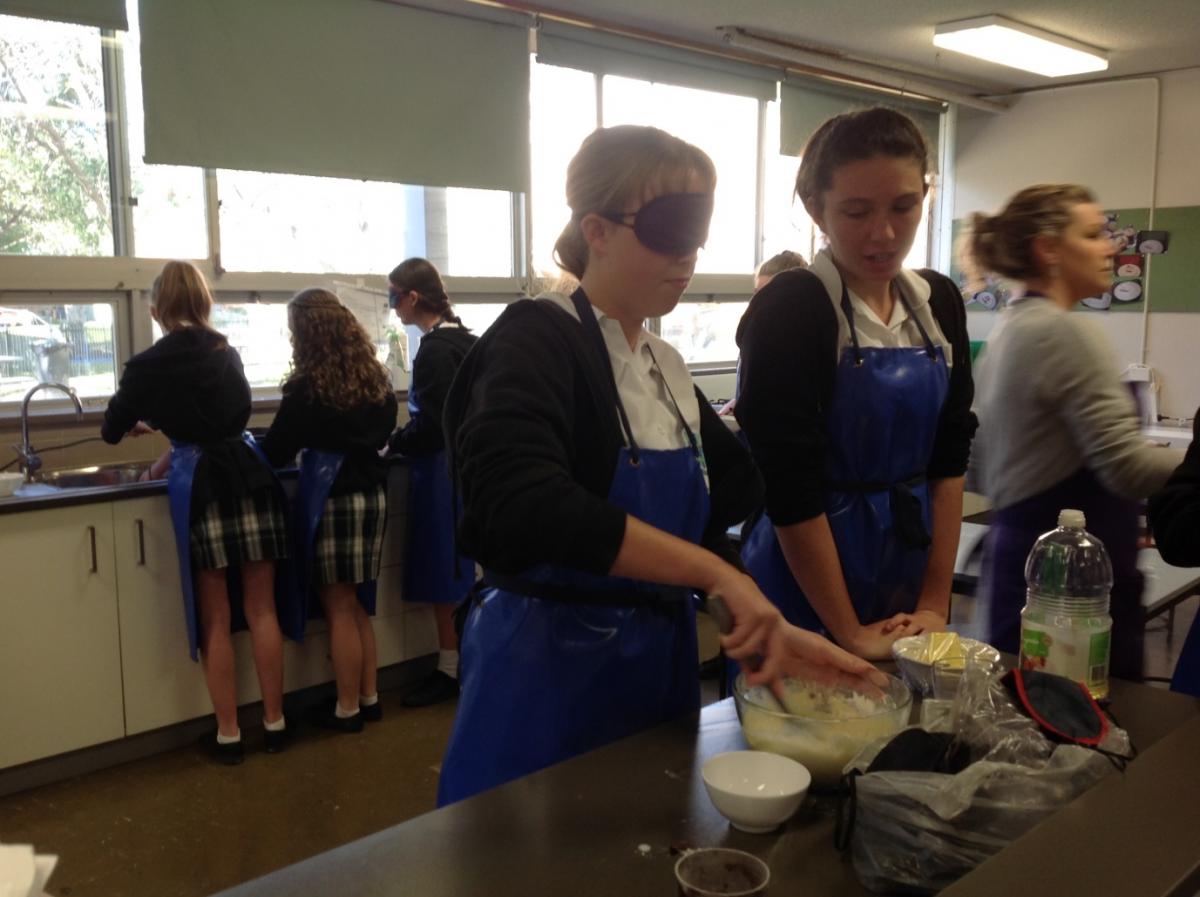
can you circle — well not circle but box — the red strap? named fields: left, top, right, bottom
left=1011, top=669, right=1110, bottom=747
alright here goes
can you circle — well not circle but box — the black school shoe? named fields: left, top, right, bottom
left=263, top=726, right=290, bottom=754
left=358, top=701, right=383, bottom=723
left=310, top=703, right=365, bottom=733
left=201, top=732, right=244, bottom=766
left=401, top=670, right=460, bottom=708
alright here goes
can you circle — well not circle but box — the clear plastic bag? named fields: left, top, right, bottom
left=840, top=658, right=1126, bottom=894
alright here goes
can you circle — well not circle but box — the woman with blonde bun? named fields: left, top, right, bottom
left=970, top=184, right=1183, bottom=678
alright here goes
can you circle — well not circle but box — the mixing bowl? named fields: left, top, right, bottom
left=701, top=750, right=810, bottom=833
left=733, top=672, right=912, bottom=790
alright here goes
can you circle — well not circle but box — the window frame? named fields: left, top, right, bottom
left=0, top=13, right=947, bottom=424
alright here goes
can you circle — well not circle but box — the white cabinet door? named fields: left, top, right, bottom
left=0, top=505, right=124, bottom=768
left=111, top=496, right=215, bottom=735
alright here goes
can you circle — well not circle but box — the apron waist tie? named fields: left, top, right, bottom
left=481, top=571, right=689, bottom=610
left=827, top=472, right=931, bottom=551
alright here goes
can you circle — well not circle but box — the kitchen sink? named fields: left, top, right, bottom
left=34, top=462, right=156, bottom=490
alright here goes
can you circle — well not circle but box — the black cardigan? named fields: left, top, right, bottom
left=1148, top=413, right=1200, bottom=566
left=734, top=268, right=977, bottom=526
left=259, top=378, right=398, bottom=495
left=388, top=326, right=478, bottom=458
left=443, top=298, right=763, bottom=579
left=101, top=328, right=274, bottom=508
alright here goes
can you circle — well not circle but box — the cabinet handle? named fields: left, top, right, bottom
left=135, top=519, right=146, bottom=566
left=87, top=525, right=97, bottom=573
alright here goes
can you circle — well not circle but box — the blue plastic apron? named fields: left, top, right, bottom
left=742, top=282, right=950, bottom=632
left=403, top=354, right=475, bottom=606
left=436, top=289, right=709, bottom=806
left=294, top=449, right=378, bottom=617
left=166, top=432, right=304, bottom=660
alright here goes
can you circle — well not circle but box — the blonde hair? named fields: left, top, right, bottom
left=757, top=250, right=808, bottom=280
left=553, top=125, right=717, bottom=279
left=285, top=288, right=392, bottom=410
left=969, top=184, right=1097, bottom=281
left=152, top=260, right=218, bottom=334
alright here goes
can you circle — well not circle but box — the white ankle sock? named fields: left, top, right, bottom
left=437, top=649, right=459, bottom=679
left=335, top=702, right=360, bottom=719
left=359, top=693, right=379, bottom=706
left=216, top=729, right=241, bottom=745
left=263, top=716, right=286, bottom=732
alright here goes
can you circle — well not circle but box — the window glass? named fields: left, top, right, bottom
left=120, top=0, right=208, bottom=259
left=0, top=15, right=113, bottom=256
left=602, top=76, right=757, bottom=275
left=217, top=171, right=513, bottom=277
left=0, top=302, right=117, bottom=401
left=761, top=100, right=816, bottom=268
left=455, top=302, right=509, bottom=337
left=659, top=301, right=747, bottom=365
left=529, top=61, right=598, bottom=279
left=209, top=303, right=292, bottom=390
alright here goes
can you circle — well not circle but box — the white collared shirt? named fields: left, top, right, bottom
left=807, top=249, right=953, bottom=365
left=537, top=291, right=702, bottom=453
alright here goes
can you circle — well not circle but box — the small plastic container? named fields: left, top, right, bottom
left=675, top=848, right=770, bottom=897
left=1020, top=509, right=1113, bottom=699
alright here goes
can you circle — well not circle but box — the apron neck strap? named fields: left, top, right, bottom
left=839, top=280, right=939, bottom=363
left=644, top=343, right=700, bottom=457
left=570, top=287, right=641, bottom=461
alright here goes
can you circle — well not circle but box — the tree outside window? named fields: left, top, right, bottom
left=0, top=15, right=113, bottom=256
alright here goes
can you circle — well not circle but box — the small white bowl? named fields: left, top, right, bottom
left=701, top=750, right=811, bottom=833
left=0, top=472, right=23, bottom=499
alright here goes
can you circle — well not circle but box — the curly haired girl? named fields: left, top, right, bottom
left=262, top=288, right=397, bottom=731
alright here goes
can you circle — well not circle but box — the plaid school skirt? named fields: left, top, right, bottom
left=190, top=489, right=290, bottom=571
left=312, top=485, right=388, bottom=585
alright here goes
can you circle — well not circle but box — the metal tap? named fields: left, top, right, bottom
left=16, top=383, right=84, bottom=481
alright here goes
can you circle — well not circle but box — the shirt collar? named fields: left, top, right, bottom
left=808, top=247, right=932, bottom=314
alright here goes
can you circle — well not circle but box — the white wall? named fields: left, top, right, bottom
left=955, top=70, right=1200, bottom=420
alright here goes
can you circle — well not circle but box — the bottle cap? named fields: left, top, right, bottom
left=1058, top=508, right=1086, bottom=529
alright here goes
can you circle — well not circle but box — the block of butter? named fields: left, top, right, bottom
left=923, top=631, right=965, bottom=669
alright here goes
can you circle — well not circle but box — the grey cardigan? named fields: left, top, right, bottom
left=973, top=296, right=1182, bottom=509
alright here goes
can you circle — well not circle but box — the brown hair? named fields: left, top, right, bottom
left=968, top=184, right=1097, bottom=281
left=553, top=125, right=717, bottom=279
left=152, top=260, right=219, bottom=335
left=388, top=257, right=464, bottom=327
left=757, top=250, right=808, bottom=280
left=285, top=288, right=392, bottom=410
left=795, top=106, right=929, bottom=217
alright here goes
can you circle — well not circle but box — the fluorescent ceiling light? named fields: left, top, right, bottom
left=933, top=15, right=1108, bottom=78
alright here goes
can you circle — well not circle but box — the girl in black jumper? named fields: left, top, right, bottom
left=102, top=261, right=292, bottom=764
left=261, top=289, right=397, bottom=731
left=386, top=258, right=478, bottom=708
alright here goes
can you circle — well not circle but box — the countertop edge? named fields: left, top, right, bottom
left=0, top=455, right=411, bottom=516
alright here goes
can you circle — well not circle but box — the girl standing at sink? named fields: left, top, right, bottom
left=260, top=289, right=397, bottom=731
left=101, top=260, right=298, bottom=765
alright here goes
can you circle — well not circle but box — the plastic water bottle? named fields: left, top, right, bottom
left=1019, top=509, right=1113, bottom=699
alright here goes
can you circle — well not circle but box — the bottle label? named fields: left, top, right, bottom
left=1020, top=618, right=1110, bottom=693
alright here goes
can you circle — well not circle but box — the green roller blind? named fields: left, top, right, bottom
left=139, top=0, right=530, bottom=192
left=0, top=0, right=127, bottom=29
left=537, top=25, right=779, bottom=102
left=780, top=78, right=943, bottom=169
